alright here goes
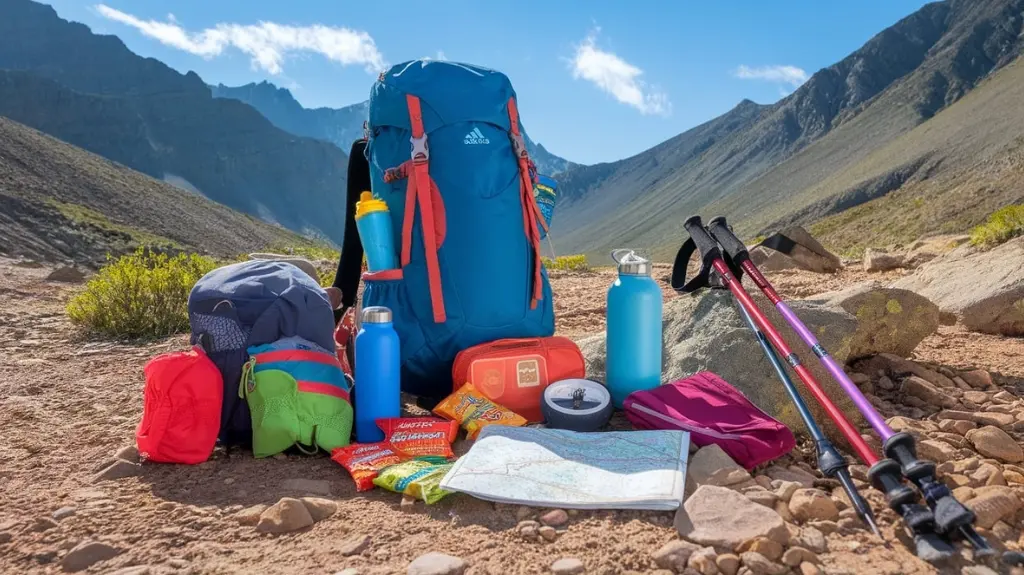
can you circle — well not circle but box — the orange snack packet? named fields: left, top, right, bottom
left=376, top=417, right=458, bottom=460
left=331, top=442, right=408, bottom=491
left=433, top=382, right=527, bottom=440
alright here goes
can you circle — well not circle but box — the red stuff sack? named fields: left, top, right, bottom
left=623, top=371, right=795, bottom=470
left=136, top=347, right=223, bottom=464
left=452, top=337, right=584, bottom=423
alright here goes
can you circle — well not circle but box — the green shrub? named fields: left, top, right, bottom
left=67, top=248, right=218, bottom=339
left=542, top=254, right=590, bottom=272
left=970, top=205, right=1024, bottom=248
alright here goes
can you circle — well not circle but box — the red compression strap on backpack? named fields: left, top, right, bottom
left=405, top=95, right=447, bottom=323
left=507, top=97, right=544, bottom=310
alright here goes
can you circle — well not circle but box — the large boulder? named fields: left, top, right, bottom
left=891, top=237, right=1024, bottom=335
left=750, top=227, right=842, bottom=274
left=578, top=289, right=865, bottom=443
left=863, top=249, right=904, bottom=272
left=748, top=246, right=804, bottom=274
left=805, top=282, right=939, bottom=359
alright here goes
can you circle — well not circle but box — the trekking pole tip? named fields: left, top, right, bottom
left=864, top=513, right=883, bottom=539
left=961, top=525, right=995, bottom=556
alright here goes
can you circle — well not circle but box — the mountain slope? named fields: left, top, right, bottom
left=554, top=0, right=1024, bottom=260
left=0, top=116, right=314, bottom=265
left=211, top=80, right=581, bottom=176
left=804, top=56, right=1024, bottom=254
left=0, top=0, right=349, bottom=244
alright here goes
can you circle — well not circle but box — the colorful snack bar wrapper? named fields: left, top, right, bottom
left=376, top=417, right=458, bottom=460
left=331, top=442, right=408, bottom=491
left=372, top=459, right=455, bottom=504
left=433, top=382, right=527, bottom=440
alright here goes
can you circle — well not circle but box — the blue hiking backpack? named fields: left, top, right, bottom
left=336, top=59, right=555, bottom=398
left=188, top=260, right=338, bottom=446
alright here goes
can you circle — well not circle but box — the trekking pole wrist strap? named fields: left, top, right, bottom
left=671, top=216, right=722, bottom=293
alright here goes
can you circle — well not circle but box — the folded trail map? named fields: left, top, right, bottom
left=439, top=426, right=689, bottom=510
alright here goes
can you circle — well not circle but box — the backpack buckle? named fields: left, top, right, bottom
left=509, top=132, right=528, bottom=159
left=410, top=134, right=429, bottom=163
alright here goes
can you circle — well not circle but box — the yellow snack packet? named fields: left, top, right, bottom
left=372, top=459, right=454, bottom=504
left=433, top=382, right=527, bottom=440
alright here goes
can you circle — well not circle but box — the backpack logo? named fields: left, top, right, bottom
left=464, top=127, right=490, bottom=145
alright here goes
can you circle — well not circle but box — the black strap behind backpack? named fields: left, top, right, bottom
left=332, top=139, right=370, bottom=323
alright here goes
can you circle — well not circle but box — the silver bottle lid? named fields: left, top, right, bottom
left=611, top=249, right=651, bottom=276
left=361, top=306, right=393, bottom=324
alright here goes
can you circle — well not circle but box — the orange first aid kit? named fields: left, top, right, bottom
left=451, top=337, right=585, bottom=422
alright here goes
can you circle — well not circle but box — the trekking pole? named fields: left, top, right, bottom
left=733, top=299, right=881, bottom=538
left=705, top=216, right=991, bottom=556
left=673, top=216, right=954, bottom=560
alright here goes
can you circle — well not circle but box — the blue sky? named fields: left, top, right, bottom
left=45, top=0, right=931, bottom=165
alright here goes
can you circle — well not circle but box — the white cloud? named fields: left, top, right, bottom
left=570, top=29, right=670, bottom=116
left=733, top=64, right=808, bottom=87
left=94, top=5, right=387, bottom=75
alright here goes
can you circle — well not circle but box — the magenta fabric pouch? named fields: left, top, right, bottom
left=623, top=371, right=795, bottom=469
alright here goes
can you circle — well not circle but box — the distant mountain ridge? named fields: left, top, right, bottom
left=553, top=0, right=1024, bottom=260
left=0, top=0, right=348, bottom=244
left=210, top=82, right=368, bottom=156
left=210, top=80, right=581, bottom=176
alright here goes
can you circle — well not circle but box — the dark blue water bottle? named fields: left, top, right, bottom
left=354, top=306, right=401, bottom=442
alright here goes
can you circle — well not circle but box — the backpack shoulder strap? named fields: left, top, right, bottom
left=332, top=139, right=370, bottom=323
left=378, top=95, right=448, bottom=324
left=506, top=97, right=544, bottom=310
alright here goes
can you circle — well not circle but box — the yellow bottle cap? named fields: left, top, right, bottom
left=355, top=191, right=389, bottom=220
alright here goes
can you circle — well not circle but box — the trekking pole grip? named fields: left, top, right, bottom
left=707, top=217, right=749, bottom=261
left=683, top=216, right=721, bottom=261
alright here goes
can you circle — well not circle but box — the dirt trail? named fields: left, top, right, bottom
left=1, top=258, right=1022, bottom=575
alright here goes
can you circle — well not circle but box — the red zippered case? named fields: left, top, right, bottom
left=452, top=337, right=585, bottom=423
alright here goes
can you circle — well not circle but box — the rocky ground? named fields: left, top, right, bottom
left=1, top=257, right=1023, bottom=575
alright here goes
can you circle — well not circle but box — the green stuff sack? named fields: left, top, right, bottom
left=241, top=338, right=354, bottom=457
left=372, top=459, right=455, bottom=504
left=239, top=364, right=301, bottom=458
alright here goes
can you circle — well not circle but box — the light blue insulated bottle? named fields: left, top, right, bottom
left=605, top=249, right=663, bottom=408
left=354, top=306, right=401, bottom=442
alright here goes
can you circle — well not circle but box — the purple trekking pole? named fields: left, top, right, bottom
left=706, top=217, right=991, bottom=556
